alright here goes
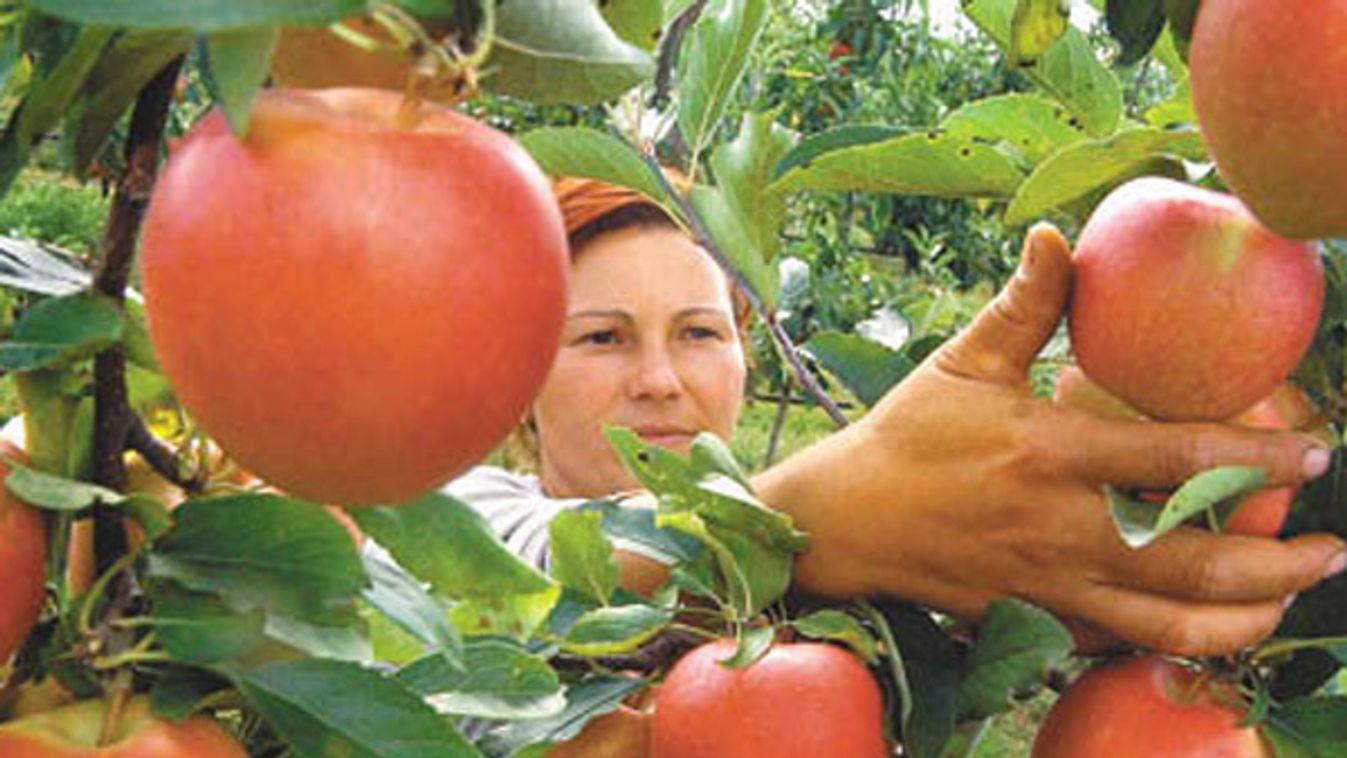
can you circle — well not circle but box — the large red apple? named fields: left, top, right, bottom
left=0, top=442, right=46, bottom=666
left=0, top=697, right=247, bottom=756
left=1032, top=656, right=1271, bottom=757
left=651, top=639, right=889, bottom=758
left=139, top=88, right=568, bottom=506
left=1069, top=177, right=1323, bottom=421
left=1191, top=0, right=1347, bottom=239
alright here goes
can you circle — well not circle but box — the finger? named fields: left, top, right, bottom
left=1104, top=530, right=1347, bottom=603
left=1070, top=585, right=1288, bottom=657
left=936, top=223, right=1072, bottom=385
left=1058, top=412, right=1332, bottom=488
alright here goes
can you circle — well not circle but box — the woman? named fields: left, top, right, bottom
left=448, top=176, right=1345, bottom=658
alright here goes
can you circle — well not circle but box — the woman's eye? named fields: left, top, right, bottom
left=581, top=329, right=620, bottom=346
left=684, top=326, right=722, bottom=341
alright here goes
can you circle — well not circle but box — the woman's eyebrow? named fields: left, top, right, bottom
left=675, top=306, right=733, bottom=320
left=567, top=309, right=633, bottom=322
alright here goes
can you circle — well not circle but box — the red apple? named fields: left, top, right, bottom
left=651, top=639, right=889, bottom=757
left=1032, top=656, right=1271, bottom=757
left=1191, top=0, right=1347, bottom=239
left=0, top=697, right=248, bottom=756
left=1069, top=177, right=1323, bottom=421
left=139, top=88, right=569, bottom=506
left=0, top=442, right=46, bottom=667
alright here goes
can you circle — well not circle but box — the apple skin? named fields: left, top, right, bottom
left=0, top=442, right=46, bottom=667
left=1069, top=177, right=1323, bottom=422
left=139, top=87, right=568, bottom=506
left=0, top=697, right=248, bottom=757
left=1032, top=656, right=1272, bottom=758
left=651, top=639, right=889, bottom=758
left=1190, top=0, right=1347, bottom=239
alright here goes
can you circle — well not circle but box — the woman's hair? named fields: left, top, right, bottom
left=496, top=177, right=754, bottom=473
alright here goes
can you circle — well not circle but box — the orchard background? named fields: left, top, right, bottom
left=0, top=0, right=1343, bottom=756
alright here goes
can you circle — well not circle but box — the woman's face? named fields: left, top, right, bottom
left=533, top=224, right=747, bottom=498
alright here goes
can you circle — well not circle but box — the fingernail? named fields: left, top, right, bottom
left=1302, top=448, right=1332, bottom=480
left=1325, top=551, right=1347, bottom=580
left=1283, top=593, right=1298, bottom=611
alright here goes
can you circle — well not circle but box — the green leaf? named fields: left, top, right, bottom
left=688, top=433, right=751, bottom=492
left=1262, top=697, right=1347, bottom=758
left=237, top=659, right=483, bottom=758
left=150, top=666, right=233, bottom=722
left=871, top=600, right=963, bottom=758
left=1164, top=0, right=1200, bottom=53
left=120, top=492, right=173, bottom=540
left=1106, top=0, right=1165, bottom=66
left=691, top=183, right=779, bottom=310
left=0, top=291, right=124, bottom=371
left=398, top=640, right=565, bottom=720
left=361, top=548, right=464, bottom=669
left=61, top=30, right=193, bottom=178
left=582, top=499, right=700, bottom=565
left=147, top=494, right=367, bottom=626
left=768, top=130, right=1025, bottom=200
left=479, top=676, right=647, bottom=755
left=549, top=509, right=620, bottom=606
left=518, top=127, right=675, bottom=217
left=203, top=26, right=278, bottom=137
left=772, top=125, right=907, bottom=180
left=601, top=0, right=664, bottom=51
left=677, top=0, right=768, bottom=162
left=1004, top=126, right=1203, bottom=224
left=710, top=111, right=798, bottom=264
left=956, top=599, right=1072, bottom=720
left=29, top=0, right=367, bottom=31
left=939, top=94, right=1086, bottom=169
left=350, top=492, right=557, bottom=598
left=792, top=609, right=879, bottom=663
left=4, top=462, right=123, bottom=511
left=720, top=624, right=775, bottom=668
left=486, top=0, right=655, bottom=105
left=1145, top=76, right=1195, bottom=128
left=0, top=26, right=113, bottom=195
left=151, top=586, right=268, bottom=665
left=561, top=604, right=673, bottom=656
left=805, top=330, right=917, bottom=408
left=965, top=0, right=1122, bottom=136
left=1009, top=0, right=1069, bottom=66
left=1107, top=467, right=1268, bottom=549
left=449, top=590, right=561, bottom=640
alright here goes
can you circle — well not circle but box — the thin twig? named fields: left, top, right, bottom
left=651, top=0, right=708, bottom=110
left=637, top=150, right=850, bottom=427
left=126, top=416, right=204, bottom=494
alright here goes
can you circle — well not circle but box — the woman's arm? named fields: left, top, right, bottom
left=752, top=224, right=1345, bottom=656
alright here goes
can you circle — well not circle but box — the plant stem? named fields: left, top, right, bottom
left=88, top=58, right=181, bottom=732
left=1253, top=635, right=1347, bottom=663
left=639, top=150, right=850, bottom=428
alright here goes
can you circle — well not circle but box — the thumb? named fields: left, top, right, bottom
left=936, top=222, right=1073, bottom=385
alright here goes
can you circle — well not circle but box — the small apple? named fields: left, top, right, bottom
left=0, top=696, right=248, bottom=757
left=651, top=639, right=889, bottom=758
left=1033, top=656, right=1271, bottom=757
left=0, top=442, right=46, bottom=667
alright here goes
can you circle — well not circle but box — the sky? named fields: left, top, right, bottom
left=923, top=0, right=1101, bottom=36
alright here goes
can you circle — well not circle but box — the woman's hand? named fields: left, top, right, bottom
left=756, top=223, right=1345, bottom=657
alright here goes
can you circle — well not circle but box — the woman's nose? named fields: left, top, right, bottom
left=628, top=341, right=682, bottom=400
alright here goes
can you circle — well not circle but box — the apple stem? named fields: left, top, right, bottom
left=98, top=670, right=132, bottom=747
left=638, top=149, right=851, bottom=428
